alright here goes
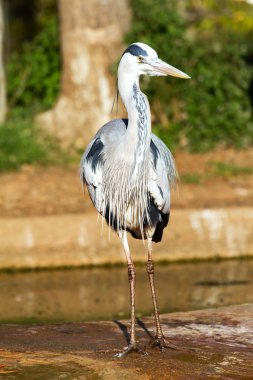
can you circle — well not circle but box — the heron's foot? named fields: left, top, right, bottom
left=113, top=343, right=148, bottom=358
left=149, top=335, right=181, bottom=352
left=150, top=335, right=194, bottom=354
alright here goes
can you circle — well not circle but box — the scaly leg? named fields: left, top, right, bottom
left=114, top=230, right=146, bottom=358
left=146, top=237, right=179, bottom=352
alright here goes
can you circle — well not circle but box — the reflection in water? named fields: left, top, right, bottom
left=1, top=259, right=253, bottom=323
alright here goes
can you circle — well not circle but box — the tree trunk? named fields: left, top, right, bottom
left=36, top=0, right=131, bottom=147
left=0, top=0, right=6, bottom=123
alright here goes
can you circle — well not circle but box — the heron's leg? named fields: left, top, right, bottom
left=146, top=237, right=178, bottom=352
left=146, top=238, right=163, bottom=339
left=114, top=230, right=146, bottom=358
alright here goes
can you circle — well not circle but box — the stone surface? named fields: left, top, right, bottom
left=0, top=208, right=253, bottom=269
left=0, top=304, right=252, bottom=379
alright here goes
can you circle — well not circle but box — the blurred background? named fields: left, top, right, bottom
left=0, top=0, right=253, bottom=324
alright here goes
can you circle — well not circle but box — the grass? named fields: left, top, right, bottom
left=0, top=109, right=72, bottom=172
left=210, top=161, right=253, bottom=177
left=2, top=255, right=253, bottom=275
left=180, top=173, right=202, bottom=184
left=180, top=161, right=253, bottom=184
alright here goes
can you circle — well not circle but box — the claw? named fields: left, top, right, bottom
left=149, top=336, right=191, bottom=353
left=149, top=336, right=172, bottom=352
left=113, top=343, right=148, bottom=358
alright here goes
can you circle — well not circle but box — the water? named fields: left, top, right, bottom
left=1, top=259, right=253, bottom=323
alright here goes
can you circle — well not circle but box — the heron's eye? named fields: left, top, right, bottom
left=137, top=56, right=143, bottom=63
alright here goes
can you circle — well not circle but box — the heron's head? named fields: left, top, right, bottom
left=119, top=42, right=190, bottom=79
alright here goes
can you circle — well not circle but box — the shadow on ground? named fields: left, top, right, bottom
left=0, top=304, right=252, bottom=379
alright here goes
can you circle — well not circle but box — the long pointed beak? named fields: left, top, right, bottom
left=150, top=58, right=190, bottom=79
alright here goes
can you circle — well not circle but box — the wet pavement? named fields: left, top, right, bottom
left=1, top=259, right=253, bottom=324
left=0, top=304, right=252, bottom=379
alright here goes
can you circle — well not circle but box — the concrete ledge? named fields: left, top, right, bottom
left=0, top=208, right=253, bottom=269
left=0, top=304, right=252, bottom=379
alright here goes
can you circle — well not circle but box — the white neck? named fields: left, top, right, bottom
left=117, top=65, right=151, bottom=157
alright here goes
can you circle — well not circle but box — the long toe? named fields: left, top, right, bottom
left=150, top=336, right=194, bottom=354
left=113, top=344, right=148, bottom=358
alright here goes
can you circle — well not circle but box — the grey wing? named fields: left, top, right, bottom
left=80, top=119, right=127, bottom=212
left=149, top=134, right=177, bottom=215
left=80, top=136, right=104, bottom=212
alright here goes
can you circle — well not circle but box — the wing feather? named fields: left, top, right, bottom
left=149, top=134, right=177, bottom=215
left=80, top=118, right=128, bottom=212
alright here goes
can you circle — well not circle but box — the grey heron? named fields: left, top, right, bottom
left=80, top=42, right=190, bottom=357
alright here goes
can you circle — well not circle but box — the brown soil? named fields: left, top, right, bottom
left=0, top=149, right=253, bottom=218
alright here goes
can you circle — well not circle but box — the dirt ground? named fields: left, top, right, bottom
left=0, top=149, right=253, bottom=218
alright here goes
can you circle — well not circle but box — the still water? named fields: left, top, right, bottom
left=1, top=259, right=253, bottom=323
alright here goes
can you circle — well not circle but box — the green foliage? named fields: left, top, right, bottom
left=7, top=17, right=60, bottom=111
left=0, top=108, right=70, bottom=172
left=127, top=0, right=253, bottom=151
left=0, top=111, right=46, bottom=172
left=1, top=15, right=64, bottom=172
left=210, top=161, right=253, bottom=177
left=180, top=173, right=202, bottom=184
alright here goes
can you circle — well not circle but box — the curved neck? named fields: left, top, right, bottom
left=117, top=67, right=151, bottom=157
